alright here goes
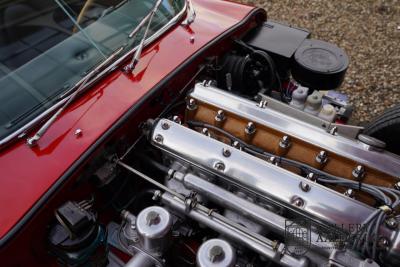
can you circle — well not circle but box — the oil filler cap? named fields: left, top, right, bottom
left=292, top=39, right=349, bottom=90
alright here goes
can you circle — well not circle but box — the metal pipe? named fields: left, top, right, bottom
left=176, top=172, right=332, bottom=256
left=159, top=192, right=309, bottom=267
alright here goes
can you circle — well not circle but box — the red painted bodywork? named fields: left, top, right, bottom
left=0, top=0, right=261, bottom=258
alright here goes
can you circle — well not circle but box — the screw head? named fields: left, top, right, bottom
left=300, top=182, right=310, bottom=192
left=293, top=197, right=304, bottom=207
left=154, top=134, right=163, bottom=143
left=74, top=128, right=83, bottom=137
left=214, top=161, right=225, bottom=172
left=190, top=36, right=195, bottom=43
left=161, top=122, right=170, bottom=130
left=222, top=148, right=231, bottom=157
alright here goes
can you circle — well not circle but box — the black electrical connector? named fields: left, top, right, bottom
left=55, top=201, right=96, bottom=238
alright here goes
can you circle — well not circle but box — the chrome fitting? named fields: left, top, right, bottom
left=315, top=150, right=328, bottom=164
left=279, top=135, right=291, bottom=149
left=352, top=165, right=365, bottom=180
left=202, top=128, right=211, bottom=137
left=300, top=181, right=311, bottom=192
left=258, top=100, right=268, bottom=109
left=307, top=173, right=317, bottom=182
left=186, top=98, right=197, bottom=110
left=215, top=110, right=226, bottom=123
left=172, top=115, right=182, bottom=124
left=244, top=122, right=256, bottom=135
left=222, top=148, right=231, bottom=158
left=344, top=188, right=355, bottom=198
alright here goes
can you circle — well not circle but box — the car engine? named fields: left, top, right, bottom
left=47, top=21, right=400, bottom=267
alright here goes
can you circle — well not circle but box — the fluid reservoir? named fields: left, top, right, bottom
left=136, top=206, right=172, bottom=253
left=197, top=239, right=236, bottom=267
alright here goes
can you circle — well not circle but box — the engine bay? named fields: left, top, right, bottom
left=45, top=20, right=400, bottom=267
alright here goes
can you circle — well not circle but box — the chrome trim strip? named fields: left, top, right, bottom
left=0, top=1, right=188, bottom=148
left=151, top=119, right=376, bottom=231
left=190, top=83, right=400, bottom=177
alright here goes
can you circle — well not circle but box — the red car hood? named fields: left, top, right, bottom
left=0, top=0, right=258, bottom=243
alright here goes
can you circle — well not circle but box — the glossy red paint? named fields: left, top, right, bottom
left=0, top=0, right=257, bottom=243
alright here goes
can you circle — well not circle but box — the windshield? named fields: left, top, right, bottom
left=0, top=0, right=184, bottom=141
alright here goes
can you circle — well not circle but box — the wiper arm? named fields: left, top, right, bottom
left=26, top=46, right=124, bottom=147
left=124, top=0, right=163, bottom=73
left=182, top=0, right=196, bottom=26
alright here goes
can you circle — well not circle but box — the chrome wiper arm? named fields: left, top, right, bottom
left=182, top=0, right=196, bottom=26
left=124, top=0, right=163, bottom=73
left=26, top=46, right=124, bottom=147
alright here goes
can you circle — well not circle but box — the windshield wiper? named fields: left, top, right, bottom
left=182, top=0, right=196, bottom=26
left=124, top=0, right=163, bottom=73
left=26, top=46, right=124, bottom=147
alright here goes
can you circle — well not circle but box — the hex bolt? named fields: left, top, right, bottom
left=172, top=115, right=182, bottom=124
left=154, top=134, right=163, bottom=144
left=344, top=188, right=355, bottom=198
left=279, top=135, right=291, bottom=149
left=187, top=98, right=197, bottom=110
left=258, top=100, right=268, bottom=108
left=307, top=173, right=317, bottom=182
left=214, top=161, right=225, bottom=172
left=300, top=181, right=310, bottom=192
left=202, top=128, right=211, bottom=137
left=209, top=245, right=224, bottom=263
left=269, top=156, right=278, bottom=165
left=161, top=121, right=170, bottom=130
left=74, top=128, right=83, bottom=137
left=386, top=218, right=398, bottom=229
left=222, top=148, right=231, bottom=157
left=329, top=126, right=338, bottom=135
left=315, top=150, right=328, bottom=164
left=245, top=122, right=256, bottom=135
left=215, top=110, right=226, bottom=122
left=232, top=141, right=242, bottom=150
left=352, top=165, right=365, bottom=180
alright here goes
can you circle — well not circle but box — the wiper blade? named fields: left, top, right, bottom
left=124, top=0, right=163, bottom=73
left=26, top=46, right=124, bottom=147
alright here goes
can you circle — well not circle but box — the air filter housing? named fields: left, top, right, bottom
left=292, top=39, right=349, bottom=90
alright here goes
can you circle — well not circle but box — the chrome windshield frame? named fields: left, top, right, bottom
left=0, top=0, right=188, bottom=149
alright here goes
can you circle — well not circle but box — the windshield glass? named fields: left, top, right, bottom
left=0, top=0, right=184, bottom=141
